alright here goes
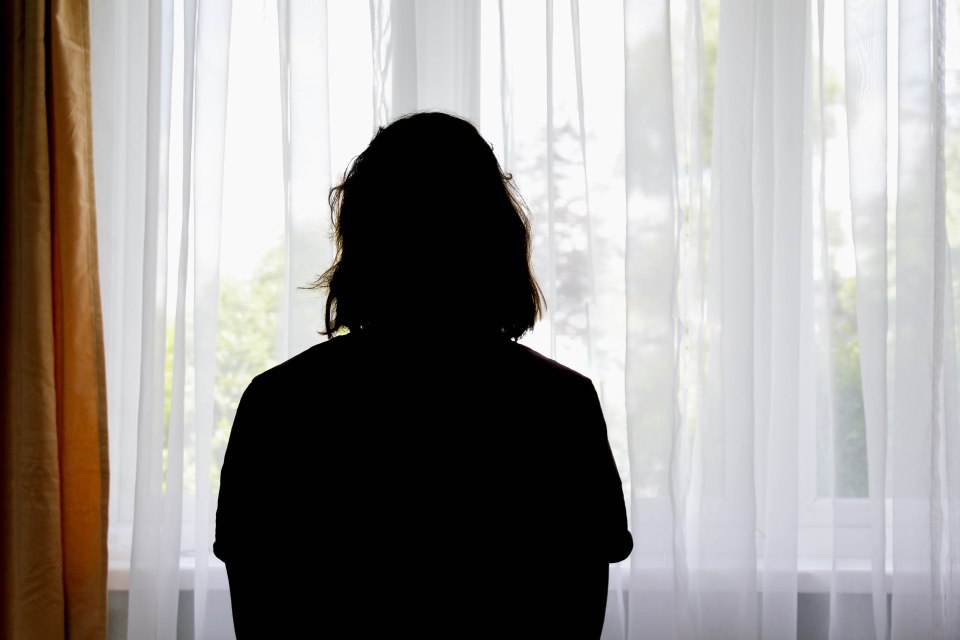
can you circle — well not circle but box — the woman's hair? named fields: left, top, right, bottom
left=312, top=111, right=544, bottom=340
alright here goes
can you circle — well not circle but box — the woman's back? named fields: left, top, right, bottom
left=215, top=330, right=632, bottom=637
left=216, top=112, right=630, bottom=637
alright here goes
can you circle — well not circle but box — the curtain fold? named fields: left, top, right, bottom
left=369, top=0, right=481, bottom=127
left=756, top=1, right=807, bottom=637
left=838, top=0, right=888, bottom=637
left=698, top=0, right=760, bottom=635
left=892, top=0, right=943, bottom=635
left=191, top=1, right=233, bottom=634
left=623, top=0, right=684, bottom=636
left=125, top=0, right=235, bottom=637
left=91, top=0, right=235, bottom=636
left=277, top=0, right=332, bottom=360
left=124, top=0, right=177, bottom=633
left=1, top=0, right=110, bottom=638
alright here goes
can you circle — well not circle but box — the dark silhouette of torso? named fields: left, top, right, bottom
left=215, top=329, right=632, bottom=638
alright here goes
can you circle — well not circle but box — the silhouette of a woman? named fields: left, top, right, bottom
left=215, top=112, right=632, bottom=638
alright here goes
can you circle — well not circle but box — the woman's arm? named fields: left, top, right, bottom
left=225, top=562, right=270, bottom=637
left=579, top=377, right=633, bottom=563
left=216, top=377, right=277, bottom=636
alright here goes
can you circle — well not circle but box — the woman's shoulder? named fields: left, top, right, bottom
left=497, top=342, right=595, bottom=401
left=245, top=331, right=595, bottom=398
left=507, top=341, right=591, bottom=382
left=246, top=333, right=359, bottom=391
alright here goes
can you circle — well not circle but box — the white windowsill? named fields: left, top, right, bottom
left=108, top=556, right=230, bottom=592
left=106, top=557, right=892, bottom=595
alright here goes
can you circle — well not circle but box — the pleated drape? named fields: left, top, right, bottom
left=0, top=0, right=110, bottom=638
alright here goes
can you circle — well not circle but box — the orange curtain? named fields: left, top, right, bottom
left=1, top=0, right=110, bottom=638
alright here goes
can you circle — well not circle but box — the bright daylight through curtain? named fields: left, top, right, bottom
left=90, top=0, right=960, bottom=638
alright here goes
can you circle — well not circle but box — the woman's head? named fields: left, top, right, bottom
left=315, top=111, right=544, bottom=339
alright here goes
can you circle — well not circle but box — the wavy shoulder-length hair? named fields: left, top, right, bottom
left=312, top=111, right=544, bottom=340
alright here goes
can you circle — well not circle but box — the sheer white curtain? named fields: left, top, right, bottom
left=91, top=0, right=238, bottom=636
left=91, top=0, right=958, bottom=638
left=90, top=0, right=338, bottom=637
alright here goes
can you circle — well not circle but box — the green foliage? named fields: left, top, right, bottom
left=210, top=243, right=285, bottom=491
left=830, top=276, right=869, bottom=497
left=701, top=0, right=719, bottom=164
left=158, top=243, right=285, bottom=497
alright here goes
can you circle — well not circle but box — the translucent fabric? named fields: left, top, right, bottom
left=90, top=0, right=959, bottom=637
